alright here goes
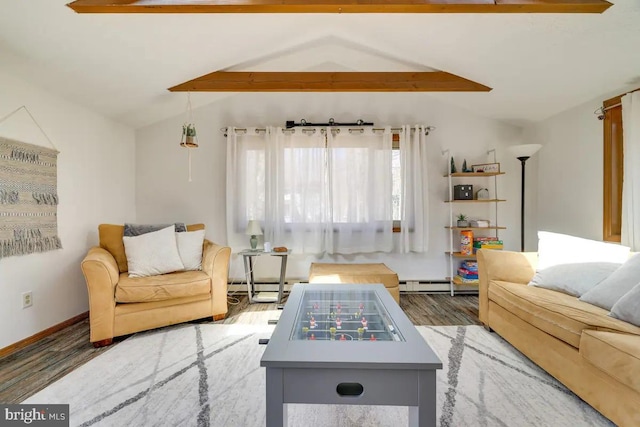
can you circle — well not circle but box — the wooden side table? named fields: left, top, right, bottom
left=239, top=249, right=290, bottom=308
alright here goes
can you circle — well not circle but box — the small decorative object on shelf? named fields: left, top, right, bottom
left=450, top=157, right=457, bottom=173
left=460, top=230, right=474, bottom=255
left=476, top=188, right=490, bottom=200
left=462, top=159, right=473, bottom=172
left=472, top=162, right=500, bottom=173
left=457, top=214, right=469, bottom=227
left=469, top=219, right=490, bottom=227
left=454, top=185, right=474, bottom=200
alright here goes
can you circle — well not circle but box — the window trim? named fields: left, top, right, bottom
left=602, top=94, right=623, bottom=242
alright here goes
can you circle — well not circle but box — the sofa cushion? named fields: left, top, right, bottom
left=580, top=330, right=640, bottom=394
left=528, top=262, right=621, bottom=297
left=124, top=222, right=187, bottom=236
left=537, top=231, right=630, bottom=270
left=610, top=282, right=640, bottom=327
left=123, top=225, right=185, bottom=278
left=489, top=280, right=640, bottom=348
left=176, top=229, right=205, bottom=271
left=99, top=223, right=205, bottom=274
left=115, top=270, right=211, bottom=303
left=580, top=253, right=640, bottom=310
left=99, top=224, right=128, bottom=273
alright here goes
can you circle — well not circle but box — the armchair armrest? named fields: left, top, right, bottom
left=477, top=249, right=537, bottom=325
left=202, top=240, right=231, bottom=317
left=81, top=247, right=120, bottom=343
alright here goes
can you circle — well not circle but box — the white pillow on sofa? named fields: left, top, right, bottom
left=537, top=231, right=630, bottom=270
left=123, top=225, right=184, bottom=278
left=580, top=253, right=640, bottom=310
left=176, top=229, right=205, bottom=271
left=610, top=281, right=640, bottom=327
left=528, top=262, right=621, bottom=297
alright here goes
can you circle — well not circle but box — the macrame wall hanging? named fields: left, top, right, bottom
left=0, top=106, right=62, bottom=259
left=179, top=92, right=198, bottom=182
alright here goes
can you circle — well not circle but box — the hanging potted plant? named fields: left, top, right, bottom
left=181, top=123, right=198, bottom=148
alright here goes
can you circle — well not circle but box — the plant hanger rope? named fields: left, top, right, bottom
left=180, top=92, right=198, bottom=182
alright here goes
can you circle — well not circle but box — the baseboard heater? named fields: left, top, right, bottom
left=227, top=279, right=478, bottom=294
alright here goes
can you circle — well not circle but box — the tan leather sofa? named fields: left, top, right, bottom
left=478, top=249, right=640, bottom=427
left=81, top=224, right=231, bottom=347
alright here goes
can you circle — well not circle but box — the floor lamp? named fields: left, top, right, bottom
left=508, top=144, right=542, bottom=252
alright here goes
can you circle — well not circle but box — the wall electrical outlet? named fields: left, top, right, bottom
left=22, top=291, right=33, bottom=308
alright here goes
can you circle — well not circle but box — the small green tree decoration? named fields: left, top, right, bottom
left=450, top=157, right=457, bottom=173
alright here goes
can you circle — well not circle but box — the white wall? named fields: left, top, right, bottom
left=136, top=92, right=523, bottom=283
left=0, top=70, right=136, bottom=349
left=523, top=88, right=630, bottom=244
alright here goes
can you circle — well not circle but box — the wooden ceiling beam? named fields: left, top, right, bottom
left=67, top=0, right=612, bottom=14
left=167, top=71, right=492, bottom=92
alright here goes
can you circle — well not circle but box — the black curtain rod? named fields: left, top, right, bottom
left=285, top=119, right=373, bottom=128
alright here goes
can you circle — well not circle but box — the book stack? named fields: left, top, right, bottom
left=473, top=237, right=504, bottom=253
left=454, top=260, right=479, bottom=285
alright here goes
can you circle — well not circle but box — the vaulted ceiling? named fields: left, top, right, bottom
left=0, top=0, right=638, bottom=128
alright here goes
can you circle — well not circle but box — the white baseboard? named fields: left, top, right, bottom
left=227, top=281, right=478, bottom=294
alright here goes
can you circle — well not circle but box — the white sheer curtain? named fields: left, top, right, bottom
left=264, top=127, right=328, bottom=253
left=226, top=128, right=267, bottom=247
left=325, top=127, right=394, bottom=254
left=621, top=91, right=640, bottom=250
left=399, top=125, right=430, bottom=252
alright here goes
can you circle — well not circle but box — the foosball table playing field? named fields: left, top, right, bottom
left=260, top=283, right=442, bottom=427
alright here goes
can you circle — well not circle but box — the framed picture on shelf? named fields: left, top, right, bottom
left=472, top=162, right=500, bottom=173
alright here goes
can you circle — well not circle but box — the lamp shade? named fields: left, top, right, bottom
left=246, top=220, right=263, bottom=236
left=508, top=144, right=542, bottom=158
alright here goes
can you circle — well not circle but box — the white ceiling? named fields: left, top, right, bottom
left=0, top=1, right=639, bottom=129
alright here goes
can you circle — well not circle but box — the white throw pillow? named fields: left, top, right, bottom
left=176, top=229, right=205, bottom=271
left=580, top=253, right=640, bottom=310
left=123, top=225, right=184, bottom=278
left=537, top=231, right=630, bottom=270
left=528, top=262, right=621, bottom=297
left=610, top=281, right=640, bottom=327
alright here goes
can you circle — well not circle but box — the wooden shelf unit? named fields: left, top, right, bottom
left=444, top=159, right=505, bottom=296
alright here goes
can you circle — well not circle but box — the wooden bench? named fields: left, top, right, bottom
left=308, top=263, right=400, bottom=303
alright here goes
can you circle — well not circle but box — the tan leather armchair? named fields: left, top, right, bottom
left=81, top=224, right=231, bottom=347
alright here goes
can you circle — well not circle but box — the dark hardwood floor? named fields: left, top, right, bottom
left=0, top=293, right=479, bottom=404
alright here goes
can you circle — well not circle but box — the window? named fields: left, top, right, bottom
left=227, top=125, right=430, bottom=254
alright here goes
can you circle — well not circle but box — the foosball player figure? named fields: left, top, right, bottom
left=309, top=333, right=316, bottom=340
left=329, top=327, right=337, bottom=340
left=335, top=318, right=342, bottom=329
left=336, top=303, right=342, bottom=314
left=340, top=334, right=347, bottom=341
left=361, top=317, right=368, bottom=330
left=302, top=327, right=309, bottom=338
left=359, top=302, right=365, bottom=311
left=357, top=327, right=364, bottom=341
left=313, top=302, right=319, bottom=311
left=370, top=334, right=376, bottom=341
left=309, top=317, right=316, bottom=329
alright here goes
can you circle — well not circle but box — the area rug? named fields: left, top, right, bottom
left=24, top=324, right=613, bottom=427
